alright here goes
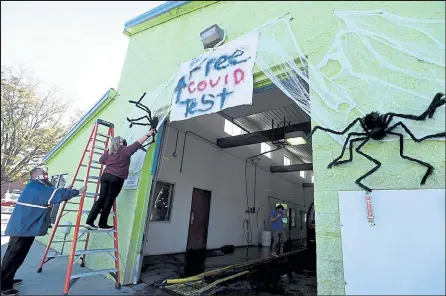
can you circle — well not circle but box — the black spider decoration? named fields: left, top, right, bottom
left=308, top=92, right=446, bottom=192
left=126, top=92, right=159, bottom=152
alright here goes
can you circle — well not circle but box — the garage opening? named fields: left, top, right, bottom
left=139, top=83, right=316, bottom=295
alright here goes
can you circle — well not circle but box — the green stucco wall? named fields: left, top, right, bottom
left=41, top=1, right=444, bottom=293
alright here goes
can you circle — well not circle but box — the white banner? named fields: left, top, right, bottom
left=170, top=33, right=259, bottom=122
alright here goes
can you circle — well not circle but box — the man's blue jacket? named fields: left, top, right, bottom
left=5, top=179, right=80, bottom=237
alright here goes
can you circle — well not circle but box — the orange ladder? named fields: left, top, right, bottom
left=37, top=119, right=121, bottom=295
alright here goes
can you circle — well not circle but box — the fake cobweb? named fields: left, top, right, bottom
left=122, top=10, right=445, bottom=174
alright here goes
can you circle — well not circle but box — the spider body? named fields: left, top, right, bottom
left=126, top=92, right=159, bottom=152
left=309, top=92, right=446, bottom=192
left=364, top=112, right=387, bottom=140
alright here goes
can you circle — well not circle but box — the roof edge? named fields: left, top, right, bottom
left=123, top=1, right=219, bottom=37
left=43, top=88, right=117, bottom=163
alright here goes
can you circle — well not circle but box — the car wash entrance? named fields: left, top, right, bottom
left=131, top=23, right=317, bottom=295
left=138, top=82, right=316, bottom=294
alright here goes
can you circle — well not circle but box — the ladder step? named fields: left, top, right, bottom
left=75, top=179, right=100, bottom=184
left=85, top=192, right=100, bottom=197
left=86, top=150, right=103, bottom=156
left=97, top=133, right=112, bottom=139
left=94, top=139, right=107, bottom=144
left=93, top=145, right=105, bottom=151
left=80, top=164, right=101, bottom=170
left=91, top=160, right=101, bottom=164
left=88, top=176, right=101, bottom=180
left=71, top=268, right=117, bottom=279
left=63, top=209, right=115, bottom=215
left=48, top=248, right=116, bottom=258
left=96, top=119, right=114, bottom=128
left=52, top=240, right=86, bottom=243
left=75, top=248, right=117, bottom=255
left=79, top=228, right=116, bottom=234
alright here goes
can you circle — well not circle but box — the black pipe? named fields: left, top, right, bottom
left=172, top=129, right=180, bottom=157
left=179, top=131, right=222, bottom=173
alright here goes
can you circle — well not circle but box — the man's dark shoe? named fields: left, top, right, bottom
left=1, top=288, right=19, bottom=296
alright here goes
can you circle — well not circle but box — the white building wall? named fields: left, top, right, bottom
left=144, top=114, right=314, bottom=255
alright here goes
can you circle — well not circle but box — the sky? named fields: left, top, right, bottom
left=1, top=1, right=166, bottom=113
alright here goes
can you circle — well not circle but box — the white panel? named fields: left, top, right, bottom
left=339, top=189, right=445, bottom=295
left=143, top=122, right=308, bottom=255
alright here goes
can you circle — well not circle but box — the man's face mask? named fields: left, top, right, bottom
left=122, top=139, right=127, bottom=147
left=37, top=172, right=53, bottom=186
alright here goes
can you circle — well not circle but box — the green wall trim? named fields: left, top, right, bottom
left=124, top=1, right=220, bottom=37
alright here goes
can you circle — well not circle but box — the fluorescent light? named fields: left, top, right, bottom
left=285, top=131, right=307, bottom=146
left=286, top=136, right=307, bottom=145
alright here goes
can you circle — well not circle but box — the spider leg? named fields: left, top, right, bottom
left=329, top=135, right=369, bottom=168
left=387, top=132, right=433, bottom=185
left=327, top=132, right=368, bottom=168
left=385, top=92, right=445, bottom=124
left=127, top=115, right=152, bottom=123
left=386, top=121, right=446, bottom=142
left=354, top=137, right=381, bottom=192
left=128, top=122, right=152, bottom=127
left=308, top=117, right=369, bottom=140
left=136, top=93, right=147, bottom=104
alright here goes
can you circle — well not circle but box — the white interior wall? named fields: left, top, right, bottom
left=143, top=112, right=314, bottom=255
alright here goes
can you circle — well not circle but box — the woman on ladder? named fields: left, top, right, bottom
left=85, top=128, right=156, bottom=230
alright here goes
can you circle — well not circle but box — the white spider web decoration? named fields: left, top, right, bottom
left=122, top=10, right=445, bottom=174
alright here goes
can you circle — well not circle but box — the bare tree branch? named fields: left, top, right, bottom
left=1, top=65, right=74, bottom=185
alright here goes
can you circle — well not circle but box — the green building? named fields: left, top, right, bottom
left=39, top=1, right=445, bottom=295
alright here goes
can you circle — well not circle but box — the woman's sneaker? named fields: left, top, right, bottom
left=85, top=223, right=98, bottom=230
left=12, top=279, right=22, bottom=286
left=98, top=225, right=114, bottom=231
left=271, top=252, right=278, bottom=257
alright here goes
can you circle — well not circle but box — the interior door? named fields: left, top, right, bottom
left=186, top=188, right=211, bottom=250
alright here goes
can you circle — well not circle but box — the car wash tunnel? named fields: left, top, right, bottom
left=136, top=84, right=317, bottom=295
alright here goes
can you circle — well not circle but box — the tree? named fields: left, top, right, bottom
left=1, top=66, right=74, bottom=185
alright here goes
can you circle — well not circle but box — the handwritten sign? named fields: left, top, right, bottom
left=123, top=175, right=139, bottom=190
left=170, top=33, right=259, bottom=122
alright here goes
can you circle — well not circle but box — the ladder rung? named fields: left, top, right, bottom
left=91, top=160, right=101, bottom=164
left=71, top=268, right=117, bottom=279
left=63, top=209, right=115, bottom=215
left=97, top=133, right=112, bottom=138
left=85, top=192, right=100, bottom=197
left=48, top=248, right=116, bottom=258
left=88, top=176, right=100, bottom=180
left=80, top=164, right=101, bottom=170
left=76, top=179, right=100, bottom=184
left=94, top=139, right=107, bottom=144
left=96, top=119, right=114, bottom=128
left=86, top=150, right=103, bottom=156
left=57, top=224, right=79, bottom=227
left=79, top=229, right=116, bottom=234
left=75, top=248, right=117, bottom=255
left=63, top=209, right=90, bottom=213
left=93, top=145, right=105, bottom=151
left=52, top=240, right=86, bottom=243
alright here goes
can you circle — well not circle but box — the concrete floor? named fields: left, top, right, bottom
left=1, top=217, right=135, bottom=295
left=139, top=245, right=317, bottom=296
